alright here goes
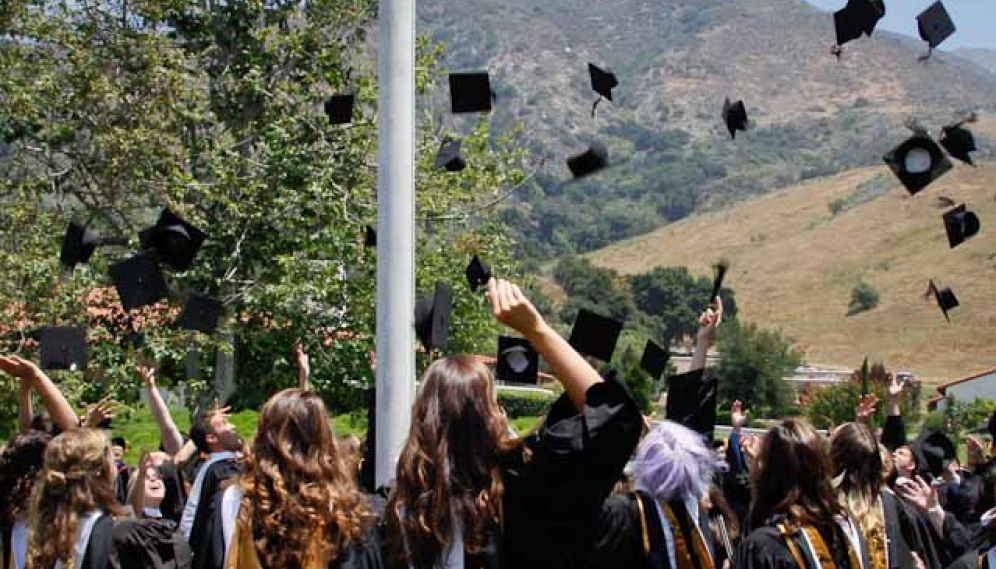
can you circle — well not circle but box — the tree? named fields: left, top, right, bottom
left=805, top=359, right=922, bottom=429
left=716, top=320, right=798, bottom=417
left=848, top=281, right=880, bottom=315
left=628, top=266, right=738, bottom=344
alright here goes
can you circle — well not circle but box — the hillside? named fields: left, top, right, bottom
left=586, top=160, right=996, bottom=384
left=954, top=48, right=996, bottom=75
left=418, top=0, right=996, bottom=259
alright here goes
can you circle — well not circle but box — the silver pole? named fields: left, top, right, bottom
left=374, top=0, right=416, bottom=489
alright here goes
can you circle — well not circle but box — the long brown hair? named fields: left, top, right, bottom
left=0, top=430, right=51, bottom=527
left=749, top=419, right=846, bottom=531
left=237, top=388, right=372, bottom=569
left=387, top=356, right=519, bottom=569
left=25, top=428, right=123, bottom=569
left=830, top=423, right=885, bottom=539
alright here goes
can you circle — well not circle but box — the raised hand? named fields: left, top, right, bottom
left=137, top=365, right=156, bottom=389
left=82, top=395, right=115, bottom=429
left=888, top=373, right=904, bottom=399
left=486, top=278, right=547, bottom=339
left=696, top=296, right=723, bottom=347
left=0, top=355, right=43, bottom=381
left=731, top=400, right=749, bottom=430
left=966, top=435, right=987, bottom=468
left=293, top=342, right=310, bottom=379
left=855, top=393, right=878, bottom=423
left=896, top=475, right=939, bottom=512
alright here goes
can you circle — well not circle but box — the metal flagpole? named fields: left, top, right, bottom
left=374, top=0, right=416, bottom=488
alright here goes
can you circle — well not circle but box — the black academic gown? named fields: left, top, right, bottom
left=159, top=462, right=188, bottom=525
left=189, top=458, right=240, bottom=569
left=881, top=489, right=931, bottom=569
left=78, top=515, right=118, bottom=569
left=734, top=521, right=862, bottom=569
left=110, top=518, right=192, bottom=569
left=499, top=378, right=643, bottom=569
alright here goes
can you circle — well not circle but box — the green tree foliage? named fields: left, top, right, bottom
left=552, top=257, right=636, bottom=324
left=805, top=360, right=922, bottom=429
left=848, top=280, right=880, bottom=315
left=923, top=396, right=995, bottom=438
left=0, top=0, right=526, bottom=423
left=628, top=266, right=737, bottom=344
left=716, top=321, right=798, bottom=416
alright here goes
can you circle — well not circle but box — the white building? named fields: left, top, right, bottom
left=927, top=368, right=996, bottom=411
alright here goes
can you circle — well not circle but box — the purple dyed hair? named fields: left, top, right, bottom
left=626, top=420, right=725, bottom=503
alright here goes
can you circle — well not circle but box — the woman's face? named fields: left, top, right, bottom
left=143, top=466, right=166, bottom=506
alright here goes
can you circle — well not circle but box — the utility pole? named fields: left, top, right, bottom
left=374, top=0, right=416, bottom=488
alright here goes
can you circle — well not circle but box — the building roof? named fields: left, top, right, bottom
left=934, top=368, right=996, bottom=396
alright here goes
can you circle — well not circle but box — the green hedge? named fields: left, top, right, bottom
left=498, top=388, right=557, bottom=418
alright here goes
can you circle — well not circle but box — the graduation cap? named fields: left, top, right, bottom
left=325, top=94, right=355, bottom=125
left=465, top=255, right=492, bottom=292
left=942, top=204, right=981, bottom=248
left=940, top=125, right=977, bottom=165
left=722, top=99, right=748, bottom=139
left=588, top=63, right=618, bottom=116
left=109, top=251, right=169, bottom=311
left=917, top=1, right=956, bottom=59
left=176, top=294, right=223, bottom=334
left=496, top=336, right=539, bottom=384
left=434, top=139, right=467, bottom=172
left=414, top=281, right=452, bottom=352
left=60, top=222, right=101, bottom=269
left=139, top=208, right=206, bottom=272
left=567, top=143, right=609, bottom=180
left=639, top=339, right=670, bottom=380
left=832, top=0, right=885, bottom=53
left=364, top=225, right=377, bottom=248
left=449, top=72, right=493, bottom=114
left=567, top=309, right=622, bottom=362
left=709, top=259, right=729, bottom=307
left=926, top=279, right=959, bottom=322
left=666, top=368, right=718, bottom=441
left=39, top=326, right=87, bottom=371
left=911, top=428, right=957, bottom=480
left=882, top=135, right=953, bottom=195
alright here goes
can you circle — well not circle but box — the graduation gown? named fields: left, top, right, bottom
left=881, top=489, right=930, bottom=569
left=189, top=458, right=240, bottom=569
left=110, top=519, right=192, bottom=569
left=734, top=520, right=863, bottom=569
left=498, top=378, right=644, bottom=569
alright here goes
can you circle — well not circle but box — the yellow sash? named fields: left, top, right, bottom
left=633, top=492, right=714, bottom=569
left=225, top=521, right=326, bottom=569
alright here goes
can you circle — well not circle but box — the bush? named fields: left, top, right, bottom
left=848, top=281, right=880, bottom=315
left=828, top=198, right=846, bottom=216
left=498, top=388, right=557, bottom=418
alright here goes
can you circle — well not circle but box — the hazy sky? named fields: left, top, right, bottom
left=803, top=0, right=996, bottom=50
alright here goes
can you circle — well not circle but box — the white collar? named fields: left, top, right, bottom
left=53, top=511, right=103, bottom=569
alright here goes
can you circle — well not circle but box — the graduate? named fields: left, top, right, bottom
left=0, top=431, right=51, bottom=569
left=217, top=388, right=383, bottom=569
left=385, top=277, right=643, bottom=569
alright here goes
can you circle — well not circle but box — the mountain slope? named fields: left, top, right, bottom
left=954, top=48, right=996, bottom=75
left=586, top=161, right=996, bottom=383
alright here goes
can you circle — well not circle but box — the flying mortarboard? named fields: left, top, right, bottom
left=139, top=208, right=206, bottom=272
left=465, top=255, right=492, bottom=292
left=568, top=308, right=622, bottom=362
left=882, top=135, right=953, bottom=195
left=722, top=99, right=749, bottom=139
left=588, top=63, right=618, bottom=116
left=434, top=139, right=467, bottom=172
left=364, top=225, right=377, bottom=248
left=639, top=339, right=670, bottom=380
left=926, top=279, right=959, bottom=322
left=176, top=294, right=224, bottom=334
left=109, top=251, right=169, bottom=311
left=39, top=326, right=88, bottom=371
left=942, top=204, right=980, bottom=249
left=917, top=1, right=956, bottom=59
left=710, top=259, right=729, bottom=307
left=940, top=125, right=977, bottom=165
left=832, top=0, right=885, bottom=52
left=666, top=367, right=718, bottom=441
left=414, top=281, right=453, bottom=352
left=449, top=72, right=493, bottom=114
left=496, top=336, right=539, bottom=384
left=567, top=143, right=609, bottom=180
left=60, top=222, right=100, bottom=269
left=325, top=94, right=355, bottom=125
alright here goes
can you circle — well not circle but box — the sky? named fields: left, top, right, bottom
left=804, top=0, right=996, bottom=50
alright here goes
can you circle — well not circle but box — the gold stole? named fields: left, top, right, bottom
left=777, top=523, right=863, bottom=569
left=634, top=493, right=715, bottom=569
left=225, top=520, right=326, bottom=569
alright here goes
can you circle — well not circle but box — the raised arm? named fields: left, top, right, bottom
left=1, top=355, right=79, bottom=432
left=881, top=374, right=907, bottom=450
left=138, top=366, right=184, bottom=455
left=18, top=373, right=34, bottom=432
left=294, top=342, right=310, bottom=391
left=690, top=297, right=722, bottom=372
left=486, top=278, right=600, bottom=413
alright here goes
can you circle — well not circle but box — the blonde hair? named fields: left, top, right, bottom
left=26, top=429, right=123, bottom=569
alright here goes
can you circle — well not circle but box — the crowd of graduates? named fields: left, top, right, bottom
left=1, top=277, right=995, bottom=569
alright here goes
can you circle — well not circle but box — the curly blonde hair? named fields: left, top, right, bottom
left=26, top=428, right=123, bottom=569
left=236, top=388, right=373, bottom=568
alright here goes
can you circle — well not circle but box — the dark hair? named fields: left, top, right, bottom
left=190, top=409, right=224, bottom=454
left=0, top=430, right=52, bottom=526
left=749, top=419, right=846, bottom=531
left=831, top=423, right=885, bottom=545
left=387, top=356, right=519, bottom=569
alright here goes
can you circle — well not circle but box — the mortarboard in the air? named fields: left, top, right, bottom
left=39, top=326, right=88, bottom=371
left=465, top=255, right=492, bottom=292
left=942, top=204, right=980, bottom=249
left=449, top=72, right=493, bottom=114
left=666, top=367, right=718, bottom=441
left=434, top=139, right=467, bottom=172
left=833, top=0, right=885, bottom=50
left=940, top=125, right=977, bottom=165
left=109, top=251, right=169, bottom=311
left=414, top=281, right=453, bottom=352
left=567, top=308, right=622, bottom=362
left=139, top=208, right=206, bottom=272
left=926, top=279, right=959, bottom=322
left=176, top=294, right=224, bottom=334
left=639, top=339, right=669, bottom=380
left=364, top=225, right=377, bottom=248
left=722, top=99, right=749, bottom=139
left=588, top=63, right=618, bottom=116
left=496, top=336, right=539, bottom=384
left=911, top=428, right=957, bottom=480
left=60, top=222, right=100, bottom=269
left=917, top=1, right=956, bottom=57
left=325, top=94, right=355, bottom=125
left=882, top=135, right=952, bottom=195
left=567, top=143, right=609, bottom=180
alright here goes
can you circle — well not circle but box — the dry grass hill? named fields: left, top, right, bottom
left=587, top=155, right=996, bottom=384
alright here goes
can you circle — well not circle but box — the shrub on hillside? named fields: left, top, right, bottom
left=848, top=281, right=880, bottom=315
